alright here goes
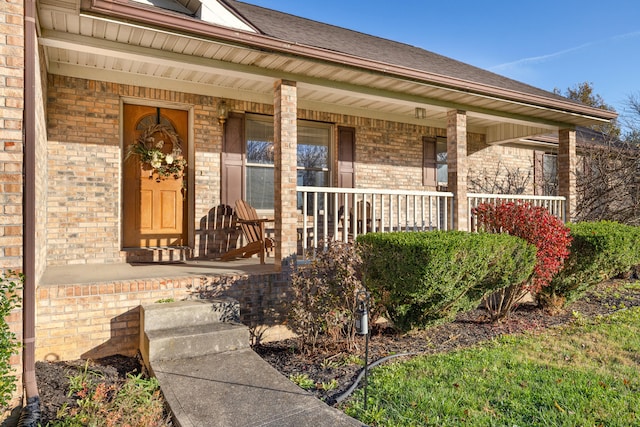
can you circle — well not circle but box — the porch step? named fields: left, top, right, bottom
left=140, top=299, right=248, bottom=368
left=145, top=322, right=249, bottom=363
left=123, top=246, right=192, bottom=263
left=142, top=299, right=240, bottom=331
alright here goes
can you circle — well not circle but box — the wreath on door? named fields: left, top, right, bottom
left=126, top=124, right=187, bottom=181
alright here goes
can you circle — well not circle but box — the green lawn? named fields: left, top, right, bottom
left=344, top=294, right=640, bottom=426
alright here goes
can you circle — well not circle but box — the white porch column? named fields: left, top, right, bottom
left=447, top=109, right=468, bottom=231
left=558, top=128, right=577, bottom=221
left=274, top=80, right=298, bottom=270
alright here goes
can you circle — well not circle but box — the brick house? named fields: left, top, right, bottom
left=1, top=0, right=617, bottom=404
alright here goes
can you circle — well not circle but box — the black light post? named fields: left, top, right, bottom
left=355, top=290, right=370, bottom=411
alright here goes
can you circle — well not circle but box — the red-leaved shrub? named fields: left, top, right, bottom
left=472, top=202, right=572, bottom=319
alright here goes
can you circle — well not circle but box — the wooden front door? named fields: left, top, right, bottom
left=122, top=105, right=188, bottom=248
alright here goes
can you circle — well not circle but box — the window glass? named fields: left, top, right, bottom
left=246, top=119, right=274, bottom=165
left=297, top=170, right=329, bottom=211
left=543, top=154, right=558, bottom=196
left=436, top=138, right=448, bottom=185
left=297, top=126, right=329, bottom=169
left=245, top=117, right=331, bottom=210
left=246, top=166, right=274, bottom=209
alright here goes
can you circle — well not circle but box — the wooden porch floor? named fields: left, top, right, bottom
left=40, top=258, right=277, bottom=286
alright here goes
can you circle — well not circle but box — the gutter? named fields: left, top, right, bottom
left=81, top=0, right=616, bottom=123
left=20, top=0, right=41, bottom=424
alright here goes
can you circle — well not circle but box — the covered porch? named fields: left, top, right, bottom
left=36, top=0, right=614, bottom=276
left=260, top=81, right=582, bottom=270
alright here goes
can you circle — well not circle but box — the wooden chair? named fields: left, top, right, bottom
left=221, top=200, right=274, bottom=264
left=339, top=200, right=375, bottom=236
left=351, top=200, right=373, bottom=234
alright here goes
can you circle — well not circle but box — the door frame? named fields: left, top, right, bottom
left=119, top=97, right=195, bottom=249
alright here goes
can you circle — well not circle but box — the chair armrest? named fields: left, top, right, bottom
left=237, top=218, right=274, bottom=225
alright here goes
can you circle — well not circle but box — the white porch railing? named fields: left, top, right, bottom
left=297, top=186, right=454, bottom=254
left=468, top=193, right=566, bottom=231
left=296, top=187, right=567, bottom=255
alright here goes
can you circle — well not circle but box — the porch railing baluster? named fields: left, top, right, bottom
left=302, top=190, right=308, bottom=254
left=295, top=187, right=564, bottom=254
left=312, top=192, right=318, bottom=250
left=467, top=193, right=566, bottom=232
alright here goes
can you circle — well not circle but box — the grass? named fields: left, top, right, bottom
left=344, top=296, right=640, bottom=426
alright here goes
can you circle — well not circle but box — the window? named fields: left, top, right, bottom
left=423, top=136, right=447, bottom=187
left=436, top=138, right=448, bottom=185
left=244, top=116, right=331, bottom=210
left=542, top=153, right=558, bottom=196
left=245, top=119, right=275, bottom=209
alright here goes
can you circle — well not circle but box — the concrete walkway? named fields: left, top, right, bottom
left=140, top=300, right=364, bottom=427
left=152, top=349, right=364, bottom=427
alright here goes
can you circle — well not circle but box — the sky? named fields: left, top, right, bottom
left=244, top=0, right=640, bottom=127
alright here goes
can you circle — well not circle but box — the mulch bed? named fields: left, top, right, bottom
left=34, top=278, right=639, bottom=424
left=35, top=355, right=145, bottom=426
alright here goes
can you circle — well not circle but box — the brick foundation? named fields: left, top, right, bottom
left=35, top=270, right=292, bottom=361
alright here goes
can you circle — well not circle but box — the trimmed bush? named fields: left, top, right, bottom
left=541, top=221, right=640, bottom=306
left=473, top=202, right=572, bottom=291
left=472, top=202, right=572, bottom=319
left=357, top=231, right=536, bottom=331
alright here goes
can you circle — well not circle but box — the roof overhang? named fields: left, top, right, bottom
left=38, top=0, right=617, bottom=143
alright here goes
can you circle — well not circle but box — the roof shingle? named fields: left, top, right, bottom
left=223, top=0, right=574, bottom=103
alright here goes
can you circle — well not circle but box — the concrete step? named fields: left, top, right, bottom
left=141, top=299, right=240, bottom=332
left=140, top=299, right=247, bottom=369
left=144, top=322, right=250, bottom=364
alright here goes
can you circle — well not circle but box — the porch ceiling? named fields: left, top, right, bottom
left=37, top=1, right=612, bottom=141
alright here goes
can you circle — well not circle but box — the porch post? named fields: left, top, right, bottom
left=447, top=109, right=468, bottom=231
left=558, top=128, right=577, bottom=222
left=274, top=80, right=298, bottom=270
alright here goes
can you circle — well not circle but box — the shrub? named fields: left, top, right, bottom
left=288, top=241, right=365, bottom=351
left=472, top=202, right=572, bottom=319
left=473, top=202, right=572, bottom=291
left=541, top=221, right=640, bottom=307
left=357, top=231, right=536, bottom=331
left=0, top=271, right=22, bottom=408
